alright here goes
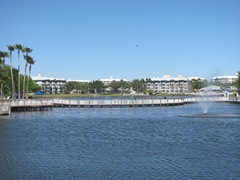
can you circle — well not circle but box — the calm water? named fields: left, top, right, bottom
left=0, top=102, right=240, bottom=179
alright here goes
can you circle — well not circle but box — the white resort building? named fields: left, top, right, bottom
left=211, top=75, right=238, bottom=84
left=32, top=74, right=66, bottom=94
left=67, top=79, right=91, bottom=83
left=98, top=77, right=128, bottom=86
left=147, top=75, right=192, bottom=93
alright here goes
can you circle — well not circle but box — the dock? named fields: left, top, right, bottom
left=52, top=96, right=237, bottom=108
left=10, top=99, right=54, bottom=112
left=0, top=96, right=239, bottom=116
left=0, top=100, right=11, bottom=115
left=0, top=99, right=54, bottom=115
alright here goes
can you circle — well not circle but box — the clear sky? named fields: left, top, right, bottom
left=0, top=0, right=239, bottom=81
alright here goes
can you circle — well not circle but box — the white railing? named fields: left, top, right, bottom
left=1, top=97, right=238, bottom=111
left=9, top=99, right=54, bottom=107
left=0, top=100, right=11, bottom=115
left=53, top=97, right=236, bottom=107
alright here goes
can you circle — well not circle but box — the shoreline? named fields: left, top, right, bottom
left=31, top=93, right=187, bottom=99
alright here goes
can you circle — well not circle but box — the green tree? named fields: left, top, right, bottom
left=192, top=78, right=203, bottom=91
left=22, top=48, right=33, bottom=98
left=0, top=65, right=11, bottom=97
left=7, top=45, right=15, bottom=99
left=0, top=51, right=9, bottom=98
left=119, top=80, right=130, bottom=94
left=23, top=55, right=35, bottom=99
left=79, top=82, right=91, bottom=94
left=15, top=44, right=24, bottom=99
left=26, top=58, right=36, bottom=98
left=109, top=80, right=121, bottom=93
left=131, top=79, right=146, bottom=93
left=64, top=81, right=75, bottom=93
left=236, top=72, right=240, bottom=93
left=90, top=80, right=104, bottom=93
left=64, top=81, right=91, bottom=94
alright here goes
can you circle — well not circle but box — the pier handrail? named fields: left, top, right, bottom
left=1, top=96, right=239, bottom=113
left=0, top=99, right=11, bottom=115
left=52, top=96, right=236, bottom=107
left=9, top=99, right=54, bottom=107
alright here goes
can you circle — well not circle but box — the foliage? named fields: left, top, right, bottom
left=0, top=64, right=39, bottom=98
left=1, top=44, right=37, bottom=99
left=64, top=81, right=91, bottom=94
left=236, top=71, right=240, bottom=93
left=130, top=79, right=147, bottom=93
left=89, top=80, right=104, bottom=93
left=191, top=78, right=207, bottom=91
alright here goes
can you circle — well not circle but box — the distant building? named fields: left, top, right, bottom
left=200, top=85, right=223, bottom=93
left=147, top=75, right=192, bottom=93
left=32, top=74, right=66, bottom=94
left=187, top=77, right=206, bottom=81
left=199, top=85, right=224, bottom=95
left=211, top=75, right=238, bottom=84
left=98, top=76, right=128, bottom=86
left=67, top=79, right=91, bottom=83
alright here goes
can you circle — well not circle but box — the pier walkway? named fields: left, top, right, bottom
left=0, top=96, right=239, bottom=116
left=0, top=100, right=11, bottom=115
left=53, top=96, right=237, bottom=108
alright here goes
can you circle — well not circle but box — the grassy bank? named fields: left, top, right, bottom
left=32, top=93, right=140, bottom=99
left=31, top=93, right=187, bottom=99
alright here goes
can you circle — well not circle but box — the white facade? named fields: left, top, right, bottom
left=212, top=75, right=238, bottom=84
left=147, top=75, right=192, bottom=93
left=32, top=74, right=66, bottom=94
left=67, top=79, right=91, bottom=83
left=187, top=77, right=206, bottom=81
left=98, top=77, right=128, bottom=86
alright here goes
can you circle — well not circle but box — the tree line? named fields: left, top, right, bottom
left=64, top=79, right=149, bottom=94
left=191, top=73, right=240, bottom=93
left=0, top=44, right=39, bottom=99
left=64, top=75, right=240, bottom=95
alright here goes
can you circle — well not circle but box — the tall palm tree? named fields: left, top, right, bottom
left=22, top=47, right=33, bottom=99
left=0, top=51, right=9, bottom=99
left=7, top=45, right=15, bottom=100
left=15, top=44, right=24, bottom=99
left=237, top=71, right=240, bottom=94
left=26, top=58, right=35, bottom=99
left=0, top=51, right=4, bottom=99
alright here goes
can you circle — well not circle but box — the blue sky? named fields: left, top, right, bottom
left=1, top=0, right=239, bottom=81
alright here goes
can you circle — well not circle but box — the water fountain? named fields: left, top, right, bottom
left=198, top=89, right=214, bottom=115
left=180, top=88, right=240, bottom=118
left=93, top=88, right=98, bottom=98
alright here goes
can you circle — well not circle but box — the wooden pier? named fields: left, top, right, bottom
left=53, top=98, right=186, bottom=107
left=10, top=99, right=54, bottom=112
left=0, top=100, right=11, bottom=115
left=52, top=96, right=235, bottom=108
left=0, top=96, right=239, bottom=116
left=0, top=99, right=54, bottom=115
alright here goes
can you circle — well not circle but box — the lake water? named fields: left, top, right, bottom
left=0, top=102, right=240, bottom=179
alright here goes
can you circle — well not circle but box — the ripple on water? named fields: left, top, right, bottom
left=0, top=103, right=240, bottom=179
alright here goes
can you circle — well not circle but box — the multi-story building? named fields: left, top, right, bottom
left=211, top=75, right=238, bottom=84
left=147, top=75, right=192, bottom=93
left=98, top=76, right=128, bottom=86
left=32, top=74, right=66, bottom=94
left=67, top=79, right=91, bottom=83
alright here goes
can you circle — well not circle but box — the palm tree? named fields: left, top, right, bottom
left=7, top=45, right=15, bottom=100
left=0, top=51, right=4, bottom=99
left=26, top=58, right=35, bottom=99
left=15, top=44, right=24, bottom=99
left=0, top=51, right=9, bottom=99
left=237, top=71, right=240, bottom=94
left=22, top=47, right=33, bottom=99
